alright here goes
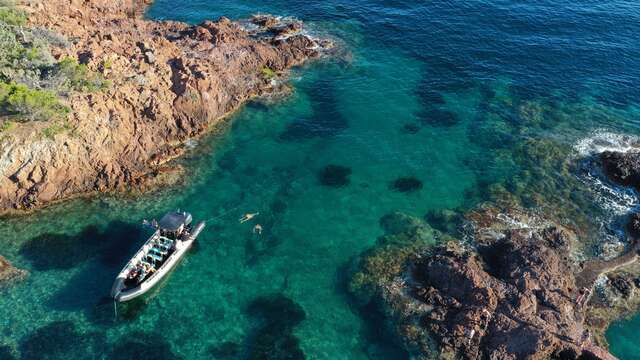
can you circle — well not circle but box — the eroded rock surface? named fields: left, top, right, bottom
left=0, top=0, right=331, bottom=213
left=414, top=213, right=585, bottom=359
left=350, top=207, right=628, bottom=360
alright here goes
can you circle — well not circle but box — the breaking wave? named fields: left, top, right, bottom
left=573, top=130, right=640, bottom=157
left=573, top=131, right=640, bottom=257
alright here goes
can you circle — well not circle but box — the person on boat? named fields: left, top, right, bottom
left=143, top=263, right=156, bottom=273
left=253, top=224, right=263, bottom=235
left=240, top=212, right=259, bottom=223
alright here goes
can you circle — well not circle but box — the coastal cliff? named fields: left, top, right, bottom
left=0, top=0, right=330, bottom=213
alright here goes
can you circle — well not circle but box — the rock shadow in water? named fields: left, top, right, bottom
left=217, top=151, right=238, bottom=172
left=418, top=108, right=459, bottom=127
left=317, top=164, right=352, bottom=188
left=400, top=122, right=421, bottom=134
left=46, top=261, right=114, bottom=313
left=108, top=331, right=183, bottom=360
left=390, top=177, right=423, bottom=193
left=244, top=294, right=306, bottom=360
left=415, top=72, right=446, bottom=107
left=416, top=56, right=474, bottom=93
left=20, top=221, right=142, bottom=271
left=20, top=226, right=102, bottom=271
left=207, top=341, right=241, bottom=359
left=279, top=80, right=348, bottom=141
left=19, top=321, right=106, bottom=360
left=0, top=346, right=16, bottom=360
left=269, top=198, right=288, bottom=214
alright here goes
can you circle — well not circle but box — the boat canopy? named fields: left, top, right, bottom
left=158, top=211, right=192, bottom=231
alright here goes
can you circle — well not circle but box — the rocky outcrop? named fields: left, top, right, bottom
left=350, top=206, right=632, bottom=360
left=600, top=151, right=640, bottom=190
left=0, top=255, right=27, bottom=287
left=0, top=0, right=331, bottom=213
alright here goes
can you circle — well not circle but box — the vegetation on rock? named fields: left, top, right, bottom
left=260, top=66, right=277, bottom=80
left=0, top=82, right=68, bottom=121
left=0, top=4, right=107, bottom=125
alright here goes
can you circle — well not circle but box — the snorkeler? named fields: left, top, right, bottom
left=253, top=224, right=263, bottom=235
left=239, top=212, right=259, bottom=223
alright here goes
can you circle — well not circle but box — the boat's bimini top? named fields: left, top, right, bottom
left=158, top=211, right=192, bottom=232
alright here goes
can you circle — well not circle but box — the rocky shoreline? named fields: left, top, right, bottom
left=0, top=0, right=332, bottom=214
left=350, top=149, right=640, bottom=360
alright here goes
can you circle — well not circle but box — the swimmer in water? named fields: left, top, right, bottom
left=253, top=224, right=263, bottom=235
left=239, top=212, right=259, bottom=223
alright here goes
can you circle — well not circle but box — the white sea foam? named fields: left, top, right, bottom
left=572, top=131, right=640, bottom=215
left=572, top=131, right=640, bottom=258
left=185, top=139, right=198, bottom=149
left=573, top=130, right=640, bottom=157
left=496, top=213, right=531, bottom=229
left=578, top=171, right=638, bottom=215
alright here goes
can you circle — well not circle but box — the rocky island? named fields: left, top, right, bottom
left=0, top=0, right=330, bottom=214
left=350, top=150, right=640, bottom=359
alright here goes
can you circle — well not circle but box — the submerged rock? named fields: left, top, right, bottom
left=109, top=331, right=182, bottom=360
left=208, top=341, right=241, bottom=359
left=20, top=321, right=106, bottom=360
left=318, top=165, right=352, bottom=188
left=390, top=176, right=423, bottom=193
left=0, top=346, right=16, bottom=360
left=245, top=294, right=306, bottom=360
left=279, top=81, right=349, bottom=141
left=424, top=208, right=463, bottom=235
left=419, top=108, right=459, bottom=127
left=401, top=123, right=421, bottom=134
left=0, top=255, right=27, bottom=288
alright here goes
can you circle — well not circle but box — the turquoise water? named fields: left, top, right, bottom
left=2, top=1, right=640, bottom=359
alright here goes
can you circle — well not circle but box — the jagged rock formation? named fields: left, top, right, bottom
left=600, top=151, right=640, bottom=190
left=350, top=207, right=628, bottom=360
left=0, top=0, right=331, bottom=213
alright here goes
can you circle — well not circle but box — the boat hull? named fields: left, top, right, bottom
left=111, top=221, right=205, bottom=302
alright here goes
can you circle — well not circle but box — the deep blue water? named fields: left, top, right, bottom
left=0, top=1, right=639, bottom=359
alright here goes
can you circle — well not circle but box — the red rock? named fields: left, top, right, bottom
left=0, top=0, right=326, bottom=213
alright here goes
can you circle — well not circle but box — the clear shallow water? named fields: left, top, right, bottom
left=2, top=1, right=640, bottom=359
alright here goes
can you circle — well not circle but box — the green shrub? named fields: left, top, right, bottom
left=101, top=58, right=112, bottom=71
left=41, top=120, right=71, bottom=139
left=0, top=6, right=106, bottom=126
left=0, top=22, right=54, bottom=84
left=0, top=7, right=27, bottom=26
left=0, top=120, right=15, bottom=132
left=260, top=66, right=276, bottom=80
left=55, top=57, right=109, bottom=92
left=0, top=82, right=69, bottom=121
